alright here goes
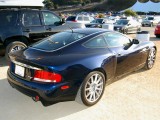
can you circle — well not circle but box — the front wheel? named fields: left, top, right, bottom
left=137, top=27, right=141, bottom=32
left=156, top=35, right=160, bottom=38
left=145, top=47, right=156, bottom=70
left=77, top=71, right=105, bottom=106
left=122, top=29, right=128, bottom=34
left=5, top=41, right=27, bottom=62
left=150, top=23, right=153, bottom=27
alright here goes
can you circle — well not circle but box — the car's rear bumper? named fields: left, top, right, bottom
left=7, top=69, right=75, bottom=106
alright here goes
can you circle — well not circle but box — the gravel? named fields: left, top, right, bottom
left=0, top=27, right=160, bottom=120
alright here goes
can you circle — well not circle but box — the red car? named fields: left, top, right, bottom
left=155, top=23, right=160, bottom=38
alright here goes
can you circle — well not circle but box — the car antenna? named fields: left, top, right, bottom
left=67, top=25, right=73, bottom=33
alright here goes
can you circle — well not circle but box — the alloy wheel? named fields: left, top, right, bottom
left=148, top=48, right=156, bottom=69
left=84, top=73, right=104, bottom=103
left=10, top=45, right=26, bottom=53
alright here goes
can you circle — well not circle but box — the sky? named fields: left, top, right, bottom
left=0, top=0, right=44, bottom=6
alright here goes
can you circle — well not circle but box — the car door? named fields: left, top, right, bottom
left=103, top=32, right=143, bottom=77
left=42, top=11, right=68, bottom=36
left=127, top=21, right=134, bottom=32
left=21, top=10, right=46, bottom=41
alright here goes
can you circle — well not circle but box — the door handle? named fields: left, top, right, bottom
left=23, top=29, right=31, bottom=32
left=46, top=28, right=52, bottom=31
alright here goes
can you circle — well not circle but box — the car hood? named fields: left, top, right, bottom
left=86, top=23, right=100, bottom=25
left=114, top=25, right=125, bottom=28
left=143, top=20, right=152, bottom=22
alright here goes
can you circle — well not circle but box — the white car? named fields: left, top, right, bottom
left=142, top=16, right=160, bottom=27
left=66, top=15, right=94, bottom=24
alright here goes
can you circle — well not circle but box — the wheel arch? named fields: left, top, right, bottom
left=4, top=36, right=29, bottom=47
left=92, top=68, right=107, bottom=82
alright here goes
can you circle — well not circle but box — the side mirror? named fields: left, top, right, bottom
left=132, top=39, right=139, bottom=44
left=128, top=23, right=131, bottom=26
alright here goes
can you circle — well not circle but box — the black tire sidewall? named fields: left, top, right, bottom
left=80, top=71, right=105, bottom=106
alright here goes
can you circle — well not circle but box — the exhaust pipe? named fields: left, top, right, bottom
left=32, top=96, right=40, bottom=102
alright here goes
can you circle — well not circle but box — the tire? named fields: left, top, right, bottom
left=122, top=29, right=128, bottom=34
left=137, top=27, right=141, bottom=32
left=144, top=47, right=156, bottom=70
left=0, top=45, right=5, bottom=56
left=150, top=23, right=153, bottom=27
left=5, top=41, right=27, bottom=62
left=76, top=71, right=106, bottom=106
left=156, top=35, right=160, bottom=38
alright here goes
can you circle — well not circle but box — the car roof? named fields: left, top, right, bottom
left=71, top=28, right=110, bottom=35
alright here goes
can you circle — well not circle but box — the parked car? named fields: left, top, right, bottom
left=66, top=15, right=94, bottom=24
left=8, top=28, right=156, bottom=106
left=114, top=19, right=141, bottom=34
left=85, top=18, right=113, bottom=28
left=154, top=23, right=160, bottom=38
left=0, top=8, right=85, bottom=61
left=142, top=16, right=160, bottom=27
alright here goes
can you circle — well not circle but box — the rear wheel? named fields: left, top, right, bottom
left=150, top=23, right=153, bottom=27
left=5, top=41, right=27, bottom=62
left=76, top=71, right=105, bottom=106
left=145, top=47, right=156, bottom=70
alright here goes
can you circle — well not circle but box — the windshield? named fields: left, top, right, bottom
left=148, top=17, right=154, bottom=20
left=0, top=11, right=18, bottom=26
left=91, top=19, right=103, bottom=24
left=32, top=32, right=86, bottom=51
left=115, top=20, right=129, bottom=25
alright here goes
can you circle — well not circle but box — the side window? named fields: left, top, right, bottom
left=103, top=33, right=131, bottom=47
left=84, top=17, right=89, bottom=21
left=42, top=12, right=61, bottom=25
left=83, top=35, right=106, bottom=48
left=23, top=11, right=41, bottom=26
left=77, top=17, right=83, bottom=21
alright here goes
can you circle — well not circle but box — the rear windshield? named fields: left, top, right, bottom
left=115, top=20, right=129, bottom=25
left=0, top=11, right=18, bottom=26
left=32, top=32, right=86, bottom=51
left=66, top=16, right=76, bottom=21
left=148, top=17, right=154, bottom=20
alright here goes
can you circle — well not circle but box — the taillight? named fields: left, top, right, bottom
left=33, top=70, right=62, bottom=83
left=72, top=20, right=77, bottom=22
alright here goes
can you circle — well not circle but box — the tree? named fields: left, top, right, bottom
left=124, top=9, right=137, bottom=17
left=138, top=0, right=149, bottom=3
left=43, top=0, right=54, bottom=9
left=150, top=0, right=160, bottom=3
left=54, top=4, right=59, bottom=9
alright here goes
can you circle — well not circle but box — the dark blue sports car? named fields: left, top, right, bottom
left=7, top=28, right=156, bottom=106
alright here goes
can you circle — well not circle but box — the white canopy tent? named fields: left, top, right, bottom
left=129, top=1, right=160, bottom=12
left=0, top=0, right=44, bottom=7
